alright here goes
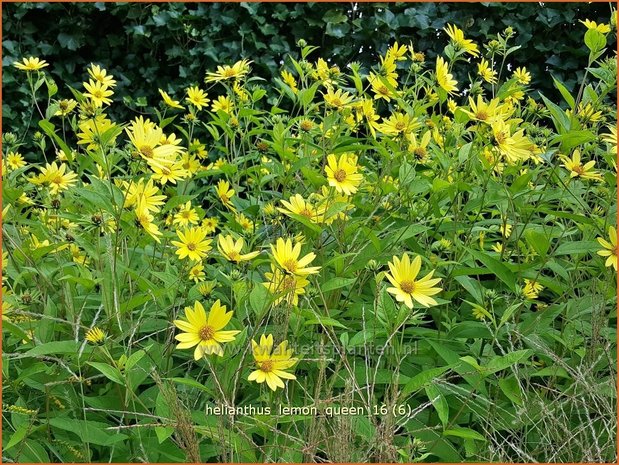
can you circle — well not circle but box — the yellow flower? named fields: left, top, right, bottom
left=136, top=210, right=163, bottom=243
left=211, top=95, right=234, bottom=114
left=124, top=178, right=166, bottom=215
left=376, top=112, right=420, bottom=137
left=151, top=162, right=189, bottom=185
left=158, top=89, right=184, bottom=109
left=216, top=180, right=236, bottom=211
left=186, top=86, right=210, bottom=110
left=235, top=213, right=254, bottom=232
left=70, top=244, right=89, bottom=265
left=54, top=99, right=78, bottom=117
left=30, top=162, right=78, bottom=195
left=463, top=95, right=510, bottom=124
left=180, top=153, right=201, bottom=175
left=384, top=253, right=442, bottom=308
left=85, top=327, right=106, bottom=344
left=500, top=222, right=512, bottom=238
left=173, top=201, right=200, bottom=228
left=201, top=217, right=219, bottom=234
left=263, top=265, right=309, bottom=306
left=217, top=235, right=260, bottom=262
left=369, top=73, right=397, bottom=102
left=126, top=116, right=184, bottom=171
left=407, top=130, right=432, bottom=163
left=281, top=70, right=298, bottom=94
left=13, top=57, right=49, bottom=71
left=83, top=79, right=114, bottom=107
left=513, top=67, right=531, bottom=85
left=477, top=58, right=497, bottom=84
left=580, top=19, right=611, bottom=33
left=205, top=59, right=252, bottom=83
left=325, top=153, right=363, bottom=195
left=172, top=227, right=213, bottom=262
left=270, top=237, right=320, bottom=276
left=597, top=226, right=617, bottom=271
left=444, top=24, right=479, bottom=57
left=472, top=304, right=492, bottom=321
left=173, top=300, right=240, bottom=359
left=491, top=242, right=504, bottom=253
left=5, top=152, right=27, bottom=171
left=77, top=115, right=118, bottom=151
left=323, top=88, right=354, bottom=109
left=197, top=281, right=217, bottom=296
left=248, top=335, right=298, bottom=391
left=88, top=64, right=116, bottom=88
left=278, top=194, right=325, bottom=224
left=189, top=263, right=206, bottom=282
left=523, top=279, right=544, bottom=300
left=491, top=120, right=535, bottom=164
left=436, top=56, right=458, bottom=94
left=560, top=150, right=602, bottom=181
left=602, top=126, right=617, bottom=154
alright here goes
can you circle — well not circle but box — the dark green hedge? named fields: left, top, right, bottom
left=2, top=2, right=613, bottom=143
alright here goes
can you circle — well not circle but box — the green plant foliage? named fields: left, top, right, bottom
left=2, top=4, right=617, bottom=464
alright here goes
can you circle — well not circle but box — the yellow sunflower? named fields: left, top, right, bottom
left=205, top=59, right=252, bottom=83
left=83, top=79, right=114, bottom=107
left=173, top=300, right=240, bottom=359
left=172, top=226, right=213, bottom=262
left=126, top=116, right=184, bottom=171
left=186, top=86, right=210, bottom=110
left=597, top=226, right=617, bottom=271
left=270, top=237, right=320, bottom=276
left=263, top=265, right=309, bottom=306
left=384, top=253, right=442, bottom=308
left=13, top=57, right=49, bottom=71
left=248, top=335, right=298, bottom=391
left=436, top=56, right=458, bottom=94
left=217, top=235, right=260, bottom=262
left=158, top=89, right=184, bottom=110
left=325, top=153, right=363, bottom=195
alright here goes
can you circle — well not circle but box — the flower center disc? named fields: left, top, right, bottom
left=140, top=145, right=154, bottom=158
left=333, top=169, right=347, bottom=182
left=187, top=243, right=197, bottom=251
left=199, top=325, right=214, bottom=341
left=400, top=280, right=415, bottom=294
left=283, top=259, right=298, bottom=272
left=260, top=360, right=274, bottom=372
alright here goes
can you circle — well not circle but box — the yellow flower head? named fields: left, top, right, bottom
left=323, top=88, right=354, bottom=109
left=444, top=24, right=479, bottom=57
left=29, top=162, right=78, bottom=195
left=597, top=226, right=617, bottom=271
left=211, top=95, right=234, bottom=114
left=201, top=217, right=219, bottom=235
left=88, top=64, right=116, bottom=88
left=248, top=334, right=298, bottom=391
left=159, top=89, right=184, bottom=109
left=513, top=67, right=531, bottom=85
left=5, top=152, right=27, bottom=171
left=278, top=194, right=325, bottom=224
left=54, top=99, right=78, bottom=117
left=436, top=56, right=458, bottom=94
left=83, top=79, right=114, bottom=108
left=477, top=58, right=497, bottom=84
left=136, top=210, right=163, bottom=243
left=384, top=253, right=442, bottom=308
left=580, top=19, right=611, bottom=33
left=281, top=69, right=298, bottom=94
left=325, top=153, right=363, bottom=195
left=216, top=180, right=236, bottom=210
left=217, top=234, right=260, bottom=262
left=173, top=201, right=200, bottom=228
left=263, top=265, right=309, bottom=307
left=77, top=115, right=118, bottom=152
left=126, top=116, right=184, bottom=171
left=522, top=279, right=544, bottom=300
left=14, top=57, right=49, bottom=71
left=171, top=226, right=213, bottom=262
left=186, top=86, right=210, bottom=110
left=85, top=327, right=106, bottom=344
left=188, top=263, right=206, bottom=283
left=270, top=237, right=320, bottom=276
left=205, top=59, right=252, bottom=83
left=560, top=150, right=602, bottom=181
left=174, top=300, right=240, bottom=360
left=124, top=178, right=167, bottom=215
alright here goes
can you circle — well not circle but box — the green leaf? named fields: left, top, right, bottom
left=485, top=349, right=532, bottom=375
left=444, top=427, right=486, bottom=442
left=87, top=362, right=125, bottom=385
left=426, top=384, right=449, bottom=428
left=48, top=417, right=128, bottom=446
left=38, top=119, right=73, bottom=162
left=24, top=341, right=80, bottom=357
left=551, top=75, right=575, bottom=109
left=498, top=376, right=523, bottom=406
left=584, top=29, right=606, bottom=54
left=401, top=366, right=450, bottom=398
left=467, top=248, right=516, bottom=291
left=321, top=277, right=356, bottom=293
left=554, top=241, right=599, bottom=256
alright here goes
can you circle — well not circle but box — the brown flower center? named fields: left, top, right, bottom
left=400, top=280, right=415, bottom=294
left=572, top=165, right=584, bottom=175
left=282, top=275, right=297, bottom=291
left=475, top=110, right=489, bottom=121
left=283, top=259, right=298, bottom=272
left=199, top=325, right=214, bottom=341
left=414, top=148, right=427, bottom=160
left=395, top=121, right=406, bottom=131
left=140, top=145, right=154, bottom=158
left=260, top=360, right=274, bottom=372
left=187, top=242, right=197, bottom=251
left=333, top=169, right=347, bottom=182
